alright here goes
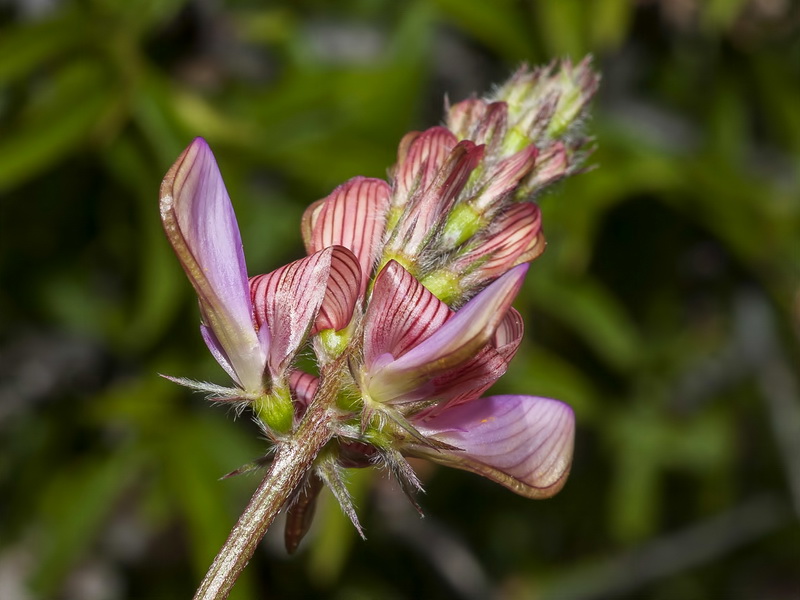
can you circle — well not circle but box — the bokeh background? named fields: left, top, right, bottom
left=1, top=0, right=799, bottom=598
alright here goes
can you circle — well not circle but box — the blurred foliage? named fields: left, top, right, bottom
left=1, top=0, right=799, bottom=598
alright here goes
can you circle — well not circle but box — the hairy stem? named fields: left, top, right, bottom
left=193, top=396, right=334, bottom=599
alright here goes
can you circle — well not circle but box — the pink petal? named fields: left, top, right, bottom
left=300, top=198, right=325, bottom=255
left=366, top=263, right=528, bottom=402
left=306, top=177, right=391, bottom=297
left=446, top=98, right=488, bottom=140
left=523, top=141, right=569, bottom=192
left=413, top=395, right=575, bottom=499
left=457, top=202, right=545, bottom=283
left=387, top=141, right=484, bottom=258
left=471, top=101, right=509, bottom=149
left=473, top=145, right=538, bottom=210
left=160, top=138, right=266, bottom=392
left=421, top=346, right=512, bottom=411
left=393, top=126, right=458, bottom=205
left=250, top=245, right=360, bottom=377
left=363, top=260, right=452, bottom=371
left=422, top=308, right=525, bottom=414
left=288, top=370, right=319, bottom=406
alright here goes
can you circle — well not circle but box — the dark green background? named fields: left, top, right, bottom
left=1, top=1, right=798, bottom=598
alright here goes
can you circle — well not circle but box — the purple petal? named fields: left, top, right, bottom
left=365, top=263, right=527, bottom=402
left=306, top=177, right=391, bottom=297
left=160, top=138, right=266, bottom=393
left=250, top=245, right=360, bottom=377
left=494, top=307, right=524, bottom=360
left=200, top=324, right=238, bottom=384
left=413, top=395, right=575, bottom=498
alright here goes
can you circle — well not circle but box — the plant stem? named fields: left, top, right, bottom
left=193, top=399, right=333, bottom=600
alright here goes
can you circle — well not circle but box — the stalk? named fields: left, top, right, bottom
left=193, top=396, right=334, bottom=599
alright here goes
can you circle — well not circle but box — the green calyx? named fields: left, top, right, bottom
left=319, top=327, right=349, bottom=358
left=503, top=126, right=532, bottom=155
left=254, top=386, right=294, bottom=435
left=442, top=203, right=483, bottom=249
left=335, top=385, right=363, bottom=413
left=362, top=422, right=393, bottom=450
left=420, top=269, right=462, bottom=305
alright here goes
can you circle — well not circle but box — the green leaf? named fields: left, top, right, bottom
left=0, top=15, right=88, bottom=85
left=0, top=61, right=119, bottom=191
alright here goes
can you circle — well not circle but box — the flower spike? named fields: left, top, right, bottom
left=160, top=59, right=598, bottom=585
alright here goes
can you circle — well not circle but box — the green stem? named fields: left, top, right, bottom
left=192, top=399, right=334, bottom=600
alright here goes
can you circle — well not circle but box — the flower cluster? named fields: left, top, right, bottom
left=161, top=58, right=598, bottom=551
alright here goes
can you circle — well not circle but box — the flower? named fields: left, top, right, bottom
left=160, top=138, right=360, bottom=432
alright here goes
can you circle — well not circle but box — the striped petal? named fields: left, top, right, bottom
left=446, top=98, right=488, bottom=140
left=393, top=126, right=457, bottom=206
left=473, top=145, right=537, bottom=211
left=412, top=395, right=575, bottom=499
left=160, top=138, right=266, bottom=393
left=458, top=202, right=545, bottom=284
left=422, top=308, right=525, bottom=414
left=387, top=141, right=484, bottom=258
left=471, top=101, right=509, bottom=152
left=365, top=263, right=527, bottom=403
left=304, top=176, right=391, bottom=296
left=363, top=260, right=451, bottom=373
left=288, top=370, right=319, bottom=406
left=250, top=245, right=360, bottom=377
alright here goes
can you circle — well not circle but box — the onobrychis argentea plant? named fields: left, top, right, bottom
left=160, top=58, right=599, bottom=600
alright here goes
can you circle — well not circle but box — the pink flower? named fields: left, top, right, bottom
left=160, top=139, right=359, bottom=411
left=360, top=260, right=574, bottom=499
